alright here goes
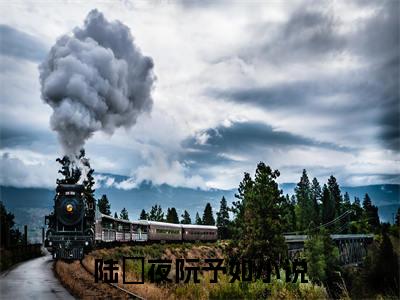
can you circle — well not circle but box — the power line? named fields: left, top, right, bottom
left=284, top=210, right=354, bottom=235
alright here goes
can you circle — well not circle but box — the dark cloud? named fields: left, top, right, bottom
left=182, top=121, right=350, bottom=167
left=265, top=8, right=346, bottom=62
left=0, top=126, right=56, bottom=149
left=0, top=25, right=47, bottom=62
left=209, top=76, right=377, bottom=113
left=211, top=1, right=399, bottom=151
left=359, top=1, right=399, bottom=151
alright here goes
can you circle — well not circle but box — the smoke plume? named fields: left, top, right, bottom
left=39, top=9, right=155, bottom=156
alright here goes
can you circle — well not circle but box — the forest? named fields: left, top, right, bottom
left=98, top=161, right=400, bottom=298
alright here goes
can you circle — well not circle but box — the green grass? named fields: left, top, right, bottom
left=90, top=243, right=329, bottom=299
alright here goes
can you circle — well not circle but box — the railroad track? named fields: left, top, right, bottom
left=79, top=259, right=146, bottom=300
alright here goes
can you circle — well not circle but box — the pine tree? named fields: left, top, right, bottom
left=195, top=212, right=202, bottom=225
left=322, top=184, right=335, bottom=224
left=202, top=203, right=215, bottom=225
left=305, top=229, right=342, bottom=288
left=349, top=196, right=366, bottom=233
left=396, top=208, right=400, bottom=226
left=311, top=177, right=322, bottom=226
left=114, top=212, right=118, bottom=219
left=230, top=173, right=252, bottom=239
left=181, top=210, right=192, bottom=224
left=149, top=204, right=164, bottom=221
left=120, top=208, right=129, bottom=220
left=363, top=194, right=380, bottom=232
left=341, top=192, right=352, bottom=233
left=231, top=162, right=287, bottom=260
left=139, top=209, right=148, bottom=220
left=352, top=197, right=363, bottom=219
left=0, top=201, right=16, bottom=247
left=327, top=175, right=342, bottom=217
left=343, top=192, right=351, bottom=211
left=216, top=196, right=230, bottom=238
left=56, top=156, right=71, bottom=184
left=98, top=195, right=111, bottom=216
left=295, top=169, right=313, bottom=230
left=364, top=226, right=399, bottom=294
left=166, top=207, right=179, bottom=224
left=83, top=167, right=95, bottom=196
left=281, top=194, right=296, bottom=232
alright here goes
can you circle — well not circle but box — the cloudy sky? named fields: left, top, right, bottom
left=0, top=0, right=399, bottom=191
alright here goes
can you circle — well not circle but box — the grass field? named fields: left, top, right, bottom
left=54, top=242, right=328, bottom=300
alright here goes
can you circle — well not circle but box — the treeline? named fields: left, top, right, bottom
left=0, top=201, right=25, bottom=248
left=0, top=201, right=42, bottom=271
left=138, top=202, right=218, bottom=226
left=97, top=196, right=220, bottom=227
left=283, top=169, right=381, bottom=234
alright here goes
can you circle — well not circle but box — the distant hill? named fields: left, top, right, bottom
left=1, top=180, right=398, bottom=242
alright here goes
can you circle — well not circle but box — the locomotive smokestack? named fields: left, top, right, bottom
left=39, top=9, right=155, bottom=157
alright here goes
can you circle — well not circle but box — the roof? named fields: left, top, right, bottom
left=101, top=213, right=132, bottom=224
left=147, top=221, right=183, bottom=228
left=181, top=224, right=218, bottom=230
left=101, top=215, right=219, bottom=230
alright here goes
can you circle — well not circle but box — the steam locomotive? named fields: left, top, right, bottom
left=44, top=183, right=95, bottom=259
left=45, top=183, right=218, bottom=260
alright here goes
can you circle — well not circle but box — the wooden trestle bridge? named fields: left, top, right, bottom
left=284, top=234, right=374, bottom=266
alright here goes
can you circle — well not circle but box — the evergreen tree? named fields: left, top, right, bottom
left=349, top=197, right=366, bottom=233
left=149, top=204, right=164, bottom=221
left=305, top=229, right=341, bottom=296
left=311, top=177, right=322, bottom=225
left=216, top=196, right=230, bottom=239
left=202, top=203, right=215, bottom=225
left=363, top=194, right=380, bottom=232
left=231, top=173, right=252, bottom=239
left=195, top=212, right=202, bottom=225
left=166, top=207, right=179, bottom=224
left=295, top=169, right=313, bottom=231
left=281, top=194, right=296, bottom=232
left=396, top=208, right=400, bottom=226
left=181, top=210, right=192, bottom=224
left=364, top=226, right=399, bottom=295
left=120, top=208, right=129, bottom=220
left=341, top=192, right=352, bottom=233
left=114, top=212, right=118, bottom=219
left=139, top=209, right=148, bottom=220
left=327, top=175, right=342, bottom=218
left=56, top=156, right=72, bottom=184
left=352, top=197, right=363, bottom=219
left=231, top=162, right=287, bottom=260
left=322, top=184, right=335, bottom=224
left=82, top=159, right=95, bottom=195
left=290, top=195, right=297, bottom=231
left=0, top=201, right=16, bottom=247
left=98, top=194, right=111, bottom=216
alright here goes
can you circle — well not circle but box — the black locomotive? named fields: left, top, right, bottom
left=44, top=183, right=95, bottom=259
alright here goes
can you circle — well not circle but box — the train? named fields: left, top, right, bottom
left=44, top=183, right=218, bottom=260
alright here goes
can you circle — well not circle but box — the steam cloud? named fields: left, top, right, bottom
left=39, top=9, right=155, bottom=156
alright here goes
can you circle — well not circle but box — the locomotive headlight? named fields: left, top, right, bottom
left=66, top=203, right=73, bottom=213
left=85, top=241, right=89, bottom=246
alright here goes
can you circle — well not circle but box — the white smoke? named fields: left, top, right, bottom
left=39, top=9, right=155, bottom=156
